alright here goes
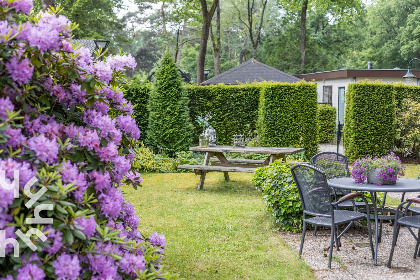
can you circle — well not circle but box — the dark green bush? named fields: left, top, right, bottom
left=146, top=52, right=193, bottom=155
left=186, top=83, right=261, bottom=144
left=318, top=104, right=336, bottom=143
left=124, top=79, right=151, bottom=140
left=257, top=82, right=318, bottom=159
left=252, top=161, right=302, bottom=232
left=343, top=82, right=395, bottom=162
left=394, top=98, right=420, bottom=159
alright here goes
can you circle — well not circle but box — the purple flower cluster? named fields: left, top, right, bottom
left=5, top=57, right=33, bottom=85
left=74, top=216, right=97, bottom=239
left=0, top=96, right=14, bottom=120
left=52, top=253, right=81, bottom=280
left=43, top=225, right=63, bottom=255
left=117, top=115, right=140, bottom=140
left=60, top=161, right=88, bottom=201
left=27, top=134, right=59, bottom=164
left=107, top=54, right=137, bottom=71
left=8, top=0, right=33, bottom=15
left=351, top=152, right=406, bottom=185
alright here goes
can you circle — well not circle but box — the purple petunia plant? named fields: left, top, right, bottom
left=351, top=152, right=406, bottom=185
left=0, top=1, right=175, bottom=279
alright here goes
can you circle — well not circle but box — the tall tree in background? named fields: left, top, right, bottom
left=280, top=0, right=361, bottom=72
left=210, top=1, right=221, bottom=75
left=237, top=0, right=268, bottom=59
left=197, top=0, right=219, bottom=84
left=147, top=52, right=193, bottom=155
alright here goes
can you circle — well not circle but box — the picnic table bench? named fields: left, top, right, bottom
left=178, top=145, right=304, bottom=190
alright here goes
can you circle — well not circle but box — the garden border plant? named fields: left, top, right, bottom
left=0, top=2, right=175, bottom=279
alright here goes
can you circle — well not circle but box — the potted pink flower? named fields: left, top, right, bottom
left=351, top=153, right=406, bottom=185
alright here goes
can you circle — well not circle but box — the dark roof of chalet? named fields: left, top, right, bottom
left=72, top=39, right=97, bottom=55
left=201, top=59, right=301, bottom=85
left=295, top=69, right=420, bottom=80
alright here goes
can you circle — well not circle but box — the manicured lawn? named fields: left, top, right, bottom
left=122, top=172, right=314, bottom=280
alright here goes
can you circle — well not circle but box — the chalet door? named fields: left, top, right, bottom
left=338, top=87, right=345, bottom=125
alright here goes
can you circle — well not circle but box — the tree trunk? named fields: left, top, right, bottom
left=161, top=1, right=167, bottom=53
left=176, top=21, right=187, bottom=66
left=210, top=2, right=221, bottom=75
left=41, top=0, right=54, bottom=11
left=245, top=0, right=268, bottom=60
left=197, top=0, right=219, bottom=84
left=239, top=34, right=248, bottom=64
left=300, top=0, right=309, bottom=71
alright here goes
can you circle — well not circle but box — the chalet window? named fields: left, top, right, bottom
left=322, top=86, right=332, bottom=105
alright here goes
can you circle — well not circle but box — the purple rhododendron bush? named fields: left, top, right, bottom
left=0, top=1, right=176, bottom=279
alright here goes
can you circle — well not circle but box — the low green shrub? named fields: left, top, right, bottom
left=252, top=161, right=302, bottom=232
left=132, top=143, right=204, bottom=173
left=318, top=104, right=336, bottom=143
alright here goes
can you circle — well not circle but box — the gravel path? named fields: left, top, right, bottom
left=280, top=223, right=420, bottom=279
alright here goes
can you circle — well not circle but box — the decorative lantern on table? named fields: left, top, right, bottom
left=233, top=134, right=245, bottom=147
left=199, top=134, right=209, bottom=147
left=205, top=126, right=217, bottom=146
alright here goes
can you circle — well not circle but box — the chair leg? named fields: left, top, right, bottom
left=414, top=229, right=420, bottom=259
left=334, top=226, right=340, bottom=251
left=299, top=221, right=307, bottom=257
left=314, top=225, right=317, bottom=236
left=366, top=214, right=374, bottom=261
left=387, top=224, right=400, bottom=268
left=328, top=226, right=335, bottom=268
left=379, top=219, right=383, bottom=243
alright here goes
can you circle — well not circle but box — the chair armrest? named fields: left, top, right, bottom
left=338, top=192, right=362, bottom=203
left=407, top=197, right=420, bottom=204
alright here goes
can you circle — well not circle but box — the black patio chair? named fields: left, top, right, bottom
left=311, top=152, right=363, bottom=208
left=387, top=197, right=420, bottom=267
left=291, top=164, right=374, bottom=268
left=311, top=152, right=370, bottom=237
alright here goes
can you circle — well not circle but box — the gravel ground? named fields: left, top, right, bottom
left=280, top=221, right=420, bottom=279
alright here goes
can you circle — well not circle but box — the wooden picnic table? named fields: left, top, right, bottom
left=178, top=145, right=304, bottom=190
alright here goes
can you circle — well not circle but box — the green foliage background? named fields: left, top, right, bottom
left=344, top=82, right=396, bottom=162
left=146, top=52, right=193, bottom=156
left=257, top=82, right=318, bottom=159
left=318, top=104, right=336, bottom=143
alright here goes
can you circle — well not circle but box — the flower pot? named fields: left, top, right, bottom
left=367, top=168, right=397, bottom=185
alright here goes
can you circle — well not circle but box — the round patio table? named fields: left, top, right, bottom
left=328, top=177, right=420, bottom=265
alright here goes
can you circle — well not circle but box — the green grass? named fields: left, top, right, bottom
left=122, top=172, right=314, bottom=280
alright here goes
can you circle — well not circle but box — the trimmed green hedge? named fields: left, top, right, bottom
left=257, top=82, right=318, bottom=159
left=318, top=104, right=336, bottom=143
left=124, top=79, right=151, bottom=141
left=126, top=80, right=319, bottom=156
left=344, top=82, right=396, bottom=162
left=186, top=84, right=261, bottom=144
left=394, top=83, right=420, bottom=107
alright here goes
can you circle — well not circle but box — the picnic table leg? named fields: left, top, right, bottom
left=223, top=172, right=230, bottom=181
left=198, top=152, right=211, bottom=190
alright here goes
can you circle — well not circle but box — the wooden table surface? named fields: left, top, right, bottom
left=189, top=145, right=305, bottom=155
